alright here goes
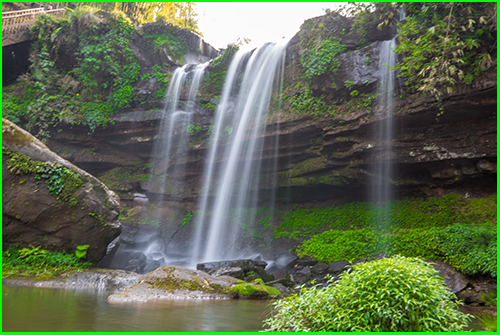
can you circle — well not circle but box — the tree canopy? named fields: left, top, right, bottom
left=59, top=2, right=200, bottom=34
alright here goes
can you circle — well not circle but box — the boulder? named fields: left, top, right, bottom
left=107, top=265, right=238, bottom=302
left=197, top=259, right=267, bottom=273
left=428, top=260, right=470, bottom=294
left=2, top=119, right=121, bottom=263
left=207, top=266, right=245, bottom=280
left=230, top=278, right=281, bottom=299
left=2, top=269, right=140, bottom=291
left=455, top=288, right=483, bottom=305
left=328, top=260, right=350, bottom=275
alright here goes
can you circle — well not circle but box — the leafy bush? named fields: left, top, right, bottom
left=289, top=87, right=330, bottom=115
left=263, top=256, right=471, bottom=331
left=2, top=245, right=92, bottom=278
left=395, top=2, right=496, bottom=97
left=300, top=39, right=346, bottom=80
left=296, top=228, right=387, bottom=263
left=392, top=223, right=497, bottom=277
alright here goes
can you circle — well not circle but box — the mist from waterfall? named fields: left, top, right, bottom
left=190, top=40, right=288, bottom=265
left=369, top=37, right=397, bottom=225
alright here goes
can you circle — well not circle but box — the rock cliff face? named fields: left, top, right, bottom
left=2, top=119, right=121, bottom=263
left=42, top=41, right=496, bottom=210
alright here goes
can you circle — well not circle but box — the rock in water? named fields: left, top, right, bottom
left=107, top=265, right=239, bottom=302
left=2, top=119, right=121, bottom=263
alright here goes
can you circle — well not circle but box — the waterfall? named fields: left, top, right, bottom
left=150, top=63, right=208, bottom=201
left=190, top=40, right=288, bottom=264
left=369, top=37, right=397, bottom=226
left=140, top=62, right=208, bottom=268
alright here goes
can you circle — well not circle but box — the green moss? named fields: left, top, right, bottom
left=144, top=269, right=230, bottom=295
left=3, top=149, right=84, bottom=202
left=230, top=278, right=281, bottom=298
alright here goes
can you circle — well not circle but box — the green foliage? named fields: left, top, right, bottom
left=264, top=256, right=471, bottom=331
left=186, top=124, right=202, bottom=135
left=300, top=39, right=346, bottom=80
left=2, top=245, right=93, bottom=278
left=201, top=102, right=217, bottom=111
left=273, top=194, right=494, bottom=239
left=290, top=87, right=330, bottom=115
left=275, top=194, right=497, bottom=277
left=63, top=2, right=200, bottom=32
left=137, top=219, right=159, bottom=226
left=395, top=2, right=496, bottom=97
left=297, top=223, right=496, bottom=277
left=476, top=313, right=497, bottom=332
left=144, top=32, right=188, bottom=62
left=202, top=44, right=238, bottom=95
left=181, top=212, right=193, bottom=227
left=4, top=150, right=84, bottom=200
left=340, top=2, right=401, bottom=49
left=98, top=167, right=152, bottom=193
left=344, top=80, right=355, bottom=89
left=296, top=229, right=379, bottom=263
left=75, top=245, right=89, bottom=259
left=392, top=223, right=497, bottom=277
left=3, top=8, right=141, bottom=140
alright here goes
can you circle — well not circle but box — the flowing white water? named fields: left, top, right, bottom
left=369, top=37, right=397, bottom=224
left=190, top=40, right=288, bottom=264
left=150, top=63, right=208, bottom=199
left=142, top=62, right=208, bottom=266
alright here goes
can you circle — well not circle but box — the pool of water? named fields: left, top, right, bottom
left=2, top=285, right=272, bottom=332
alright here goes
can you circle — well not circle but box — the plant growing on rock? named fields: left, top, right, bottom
left=301, top=39, right=346, bottom=81
left=2, top=245, right=92, bottom=278
left=263, top=256, right=471, bottom=331
left=395, top=2, right=496, bottom=97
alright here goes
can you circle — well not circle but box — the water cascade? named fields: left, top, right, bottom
left=150, top=63, right=208, bottom=203
left=369, top=37, right=397, bottom=226
left=190, top=40, right=289, bottom=265
left=137, top=62, right=208, bottom=268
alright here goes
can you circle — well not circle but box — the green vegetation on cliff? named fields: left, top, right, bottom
left=395, top=2, right=496, bottom=97
left=2, top=5, right=196, bottom=141
left=274, top=194, right=497, bottom=277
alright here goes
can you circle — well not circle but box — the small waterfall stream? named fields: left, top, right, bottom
left=141, top=62, right=208, bottom=267
left=190, top=40, right=288, bottom=264
left=369, top=37, right=397, bottom=226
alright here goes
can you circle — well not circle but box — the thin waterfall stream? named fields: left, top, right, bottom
left=126, top=62, right=208, bottom=269
left=369, top=37, right=397, bottom=226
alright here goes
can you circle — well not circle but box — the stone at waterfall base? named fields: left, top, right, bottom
left=107, top=265, right=239, bottom=303
left=107, top=265, right=283, bottom=303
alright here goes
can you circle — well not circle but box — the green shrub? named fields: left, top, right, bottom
left=301, top=39, right=346, bottom=80
left=2, top=246, right=93, bottom=278
left=392, top=223, right=497, bottom=277
left=296, top=228, right=381, bottom=263
left=263, top=256, right=471, bottom=331
left=395, top=3, right=496, bottom=97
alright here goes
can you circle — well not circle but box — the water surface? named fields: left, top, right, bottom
left=3, top=285, right=271, bottom=331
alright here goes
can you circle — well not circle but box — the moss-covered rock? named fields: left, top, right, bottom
left=230, top=278, right=281, bottom=299
left=107, top=265, right=239, bottom=303
left=2, top=119, right=121, bottom=263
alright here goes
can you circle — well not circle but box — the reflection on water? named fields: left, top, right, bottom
left=2, top=285, right=272, bottom=332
